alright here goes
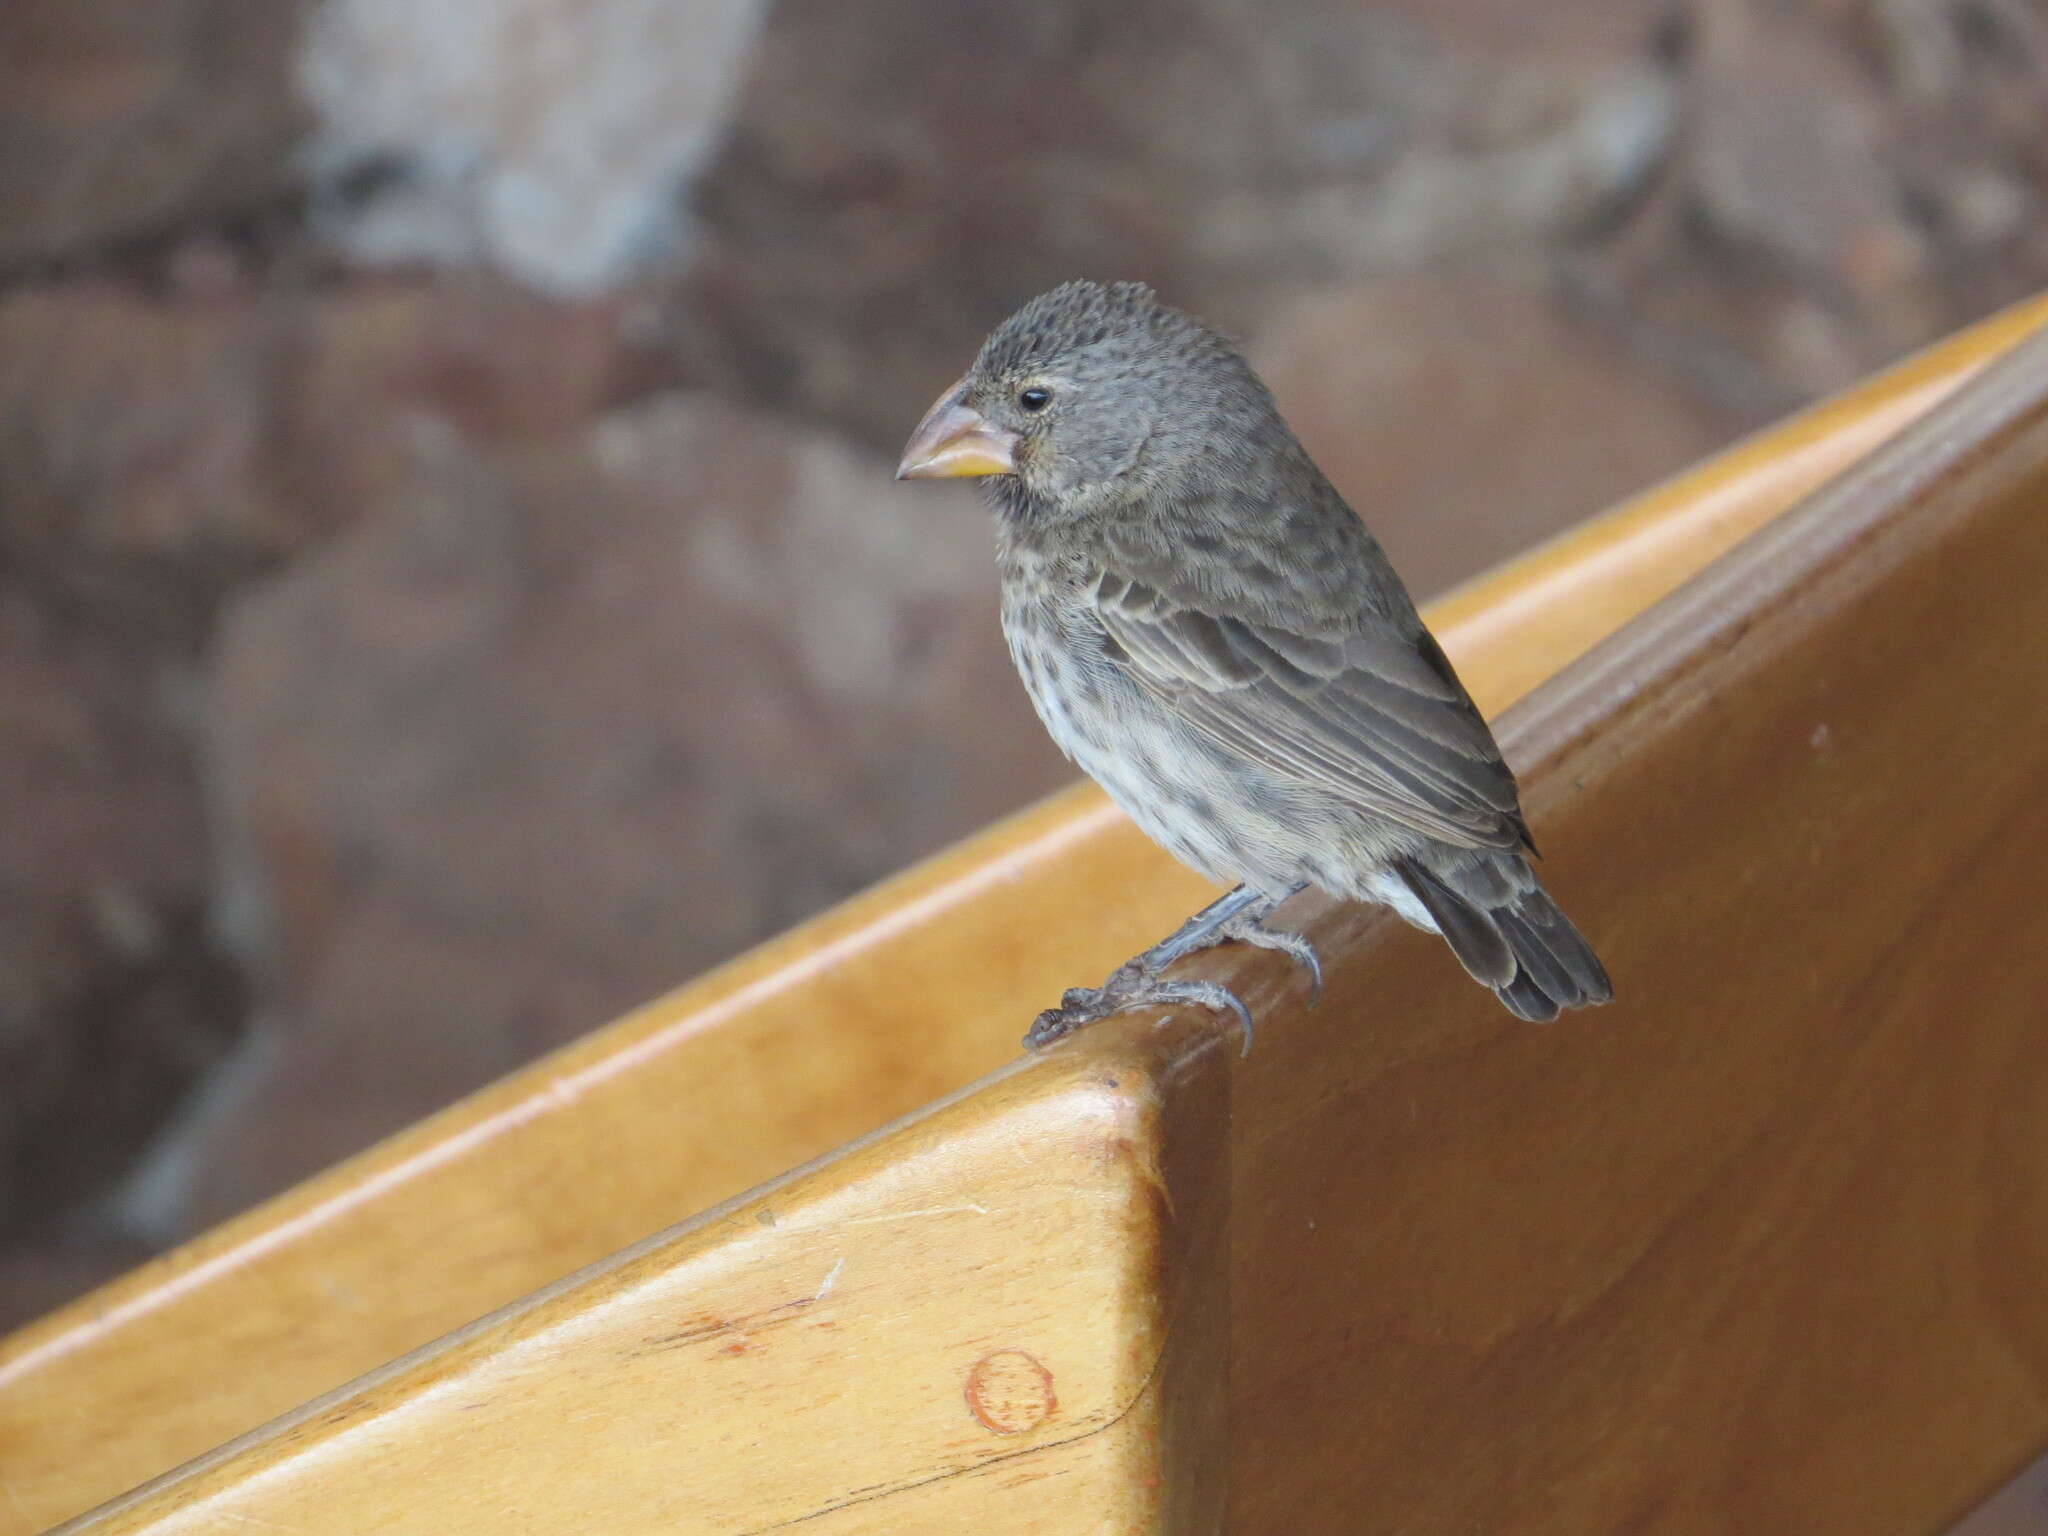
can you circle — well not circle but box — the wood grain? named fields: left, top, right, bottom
left=51, top=1014, right=1233, bottom=1535
left=7, top=291, right=2048, bottom=1531
left=1208, top=316, right=2048, bottom=1531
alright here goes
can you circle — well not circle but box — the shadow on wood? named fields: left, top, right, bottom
left=8, top=297, right=2048, bottom=1533
left=1214, top=310, right=2048, bottom=1534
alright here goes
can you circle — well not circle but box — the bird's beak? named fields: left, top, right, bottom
left=896, top=380, right=1019, bottom=480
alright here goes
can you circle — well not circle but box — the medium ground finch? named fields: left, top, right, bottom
left=898, top=280, right=1611, bottom=1047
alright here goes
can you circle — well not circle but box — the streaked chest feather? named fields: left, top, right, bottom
left=997, top=553, right=1247, bottom=863
left=999, top=573, right=1132, bottom=763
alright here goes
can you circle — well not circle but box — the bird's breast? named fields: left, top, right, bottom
left=995, top=556, right=1355, bottom=891
left=998, top=570, right=1131, bottom=761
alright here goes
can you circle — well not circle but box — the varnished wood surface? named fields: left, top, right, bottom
left=6, top=292, right=2048, bottom=1531
left=51, top=1015, right=1234, bottom=1536
left=1209, top=318, right=2048, bottom=1530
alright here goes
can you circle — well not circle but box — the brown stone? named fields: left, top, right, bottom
left=1687, top=0, right=1928, bottom=301
left=1568, top=0, right=2048, bottom=414
left=0, top=580, right=243, bottom=1264
left=0, top=270, right=647, bottom=1304
left=185, top=395, right=1067, bottom=1223
left=0, top=275, right=640, bottom=574
left=671, top=0, right=1674, bottom=449
left=1253, top=276, right=1743, bottom=598
left=0, top=0, right=311, bottom=268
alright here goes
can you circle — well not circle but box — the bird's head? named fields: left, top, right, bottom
left=896, top=280, right=1270, bottom=515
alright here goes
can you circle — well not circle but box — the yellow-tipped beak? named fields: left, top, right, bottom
left=896, top=381, right=1019, bottom=480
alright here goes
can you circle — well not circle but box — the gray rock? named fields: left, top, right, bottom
left=300, top=0, right=770, bottom=295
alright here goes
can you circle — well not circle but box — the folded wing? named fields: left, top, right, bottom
left=1090, top=571, right=1532, bottom=852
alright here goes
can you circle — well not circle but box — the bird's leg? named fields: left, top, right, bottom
left=1128, top=882, right=1323, bottom=999
left=1025, top=883, right=1320, bottom=1054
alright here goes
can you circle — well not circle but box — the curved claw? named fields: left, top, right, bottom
left=1147, top=978, right=1257, bottom=1055
left=1218, top=916, right=1324, bottom=1006
left=1301, top=946, right=1324, bottom=1003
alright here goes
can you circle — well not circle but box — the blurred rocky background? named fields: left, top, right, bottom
left=5, top=0, right=2047, bottom=1326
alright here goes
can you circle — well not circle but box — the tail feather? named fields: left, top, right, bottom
left=1394, top=856, right=1612, bottom=1022
left=1494, top=900, right=1585, bottom=1006
left=1497, top=968, right=1563, bottom=1023
left=1393, top=858, right=1514, bottom=987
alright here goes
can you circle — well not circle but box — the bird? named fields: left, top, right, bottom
left=896, top=279, right=1611, bottom=1049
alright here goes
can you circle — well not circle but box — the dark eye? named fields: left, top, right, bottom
left=1017, top=386, right=1051, bottom=413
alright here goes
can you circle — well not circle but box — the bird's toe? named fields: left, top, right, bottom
left=1218, top=914, right=1324, bottom=1004
left=1022, top=973, right=1256, bottom=1053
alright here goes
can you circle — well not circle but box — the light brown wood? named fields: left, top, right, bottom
left=6, top=292, right=2048, bottom=1531
left=48, top=1014, right=1233, bottom=1535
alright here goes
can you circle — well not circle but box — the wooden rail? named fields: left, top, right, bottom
left=7, top=294, right=2048, bottom=1532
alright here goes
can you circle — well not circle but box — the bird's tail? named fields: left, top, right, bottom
left=1392, top=855, right=1612, bottom=1023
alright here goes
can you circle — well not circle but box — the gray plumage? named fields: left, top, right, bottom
left=922, top=279, right=1609, bottom=1024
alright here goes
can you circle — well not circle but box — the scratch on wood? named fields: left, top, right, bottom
left=833, top=1203, right=990, bottom=1228
left=815, top=1257, right=845, bottom=1300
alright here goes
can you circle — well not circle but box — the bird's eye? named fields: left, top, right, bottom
left=1017, top=386, right=1052, bottom=413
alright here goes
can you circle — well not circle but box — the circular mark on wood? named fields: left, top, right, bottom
left=964, top=1349, right=1057, bottom=1434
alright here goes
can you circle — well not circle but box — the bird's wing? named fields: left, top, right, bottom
left=1089, top=571, right=1530, bottom=850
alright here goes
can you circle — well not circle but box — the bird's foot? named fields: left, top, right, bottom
left=1024, top=966, right=1255, bottom=1053
left=1022, top=884, right=1323, bottom=1056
